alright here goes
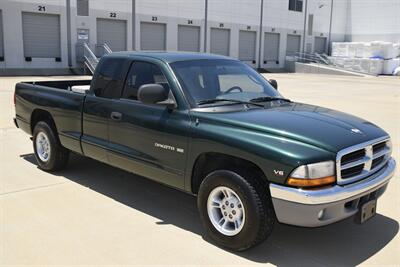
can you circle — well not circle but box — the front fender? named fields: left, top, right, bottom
left=185, top=119, right=335, bottom=191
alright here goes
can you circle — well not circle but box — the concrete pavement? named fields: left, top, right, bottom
left=0, top=74, right=399, bottom=266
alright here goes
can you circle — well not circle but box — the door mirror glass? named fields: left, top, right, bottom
left=138, top=83, right=171, bottom=105
left=269, top=79, right=278, bottom=90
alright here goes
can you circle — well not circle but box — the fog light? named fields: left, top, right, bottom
left=318, top=209, right=325, bottom=220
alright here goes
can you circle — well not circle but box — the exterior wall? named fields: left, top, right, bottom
left=329, top=0, right=347, bottom=43
left=71, top=0, right=132, bottom=67
left=136, top=0, right=205, bottom=53
left=262, top=0, right=305, bottom=69
left=345, top=0, right=400, bottom=43
left=208, top=0, right=261, bottom=68
left=0, top=0, right=397, bottom=73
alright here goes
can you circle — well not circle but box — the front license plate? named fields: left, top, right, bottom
left=358, top=200, right=377, bottom=224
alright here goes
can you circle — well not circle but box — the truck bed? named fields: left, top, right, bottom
left=22, top=79, right=92, bottom=93
left=15, top=79, right=91, bottom=154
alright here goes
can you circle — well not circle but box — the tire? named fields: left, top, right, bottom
left=32, top=121, right=69, bottom=171
left=197, top=170, right=275, bottom=251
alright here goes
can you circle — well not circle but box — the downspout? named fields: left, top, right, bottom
left=66, top=0, right=72, bottom=67
left=132, top=0, right=136, bottom=50
left=302, top=0, right=308, bottom=58
left=327, top=0, right=334, bottom=54
left=258, top=0, right=264, bottom=69
left=204, top=0, right=208, bottom=52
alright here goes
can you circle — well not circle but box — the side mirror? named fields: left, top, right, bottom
left=269, top=79, right=278, bottom=90
left=137, top=84, right=176, bottom=108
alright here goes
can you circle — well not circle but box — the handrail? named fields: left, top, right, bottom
left=83, top=42, right=98, bottom=63
left=82, top=43, right=99, bottom=75
left=314, top=53, right=330, bottom=65
left=95, top=43, right=113, bottom=57
left=291, top=52, right=328, bottom=65
left=290, top=51, right=374, bottom=76
left=102, top=43, right=112, bottom=54
left=82, top=42, right=113, bottom=75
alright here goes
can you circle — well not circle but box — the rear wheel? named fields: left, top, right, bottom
left=198, top=170, right=275, bottom=251
left=33, top=121, right=69, bottom=171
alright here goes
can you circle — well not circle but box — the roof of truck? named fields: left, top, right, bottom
left=105, top=51, right=235, bottom=63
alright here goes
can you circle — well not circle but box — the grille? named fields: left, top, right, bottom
left=336, top=137, right=392, bottom=185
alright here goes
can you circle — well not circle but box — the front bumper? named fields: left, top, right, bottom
left=270, top=158, right=396, bottom=227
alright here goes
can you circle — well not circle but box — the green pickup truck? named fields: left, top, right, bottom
left=14, top=52, right=396, bottom=251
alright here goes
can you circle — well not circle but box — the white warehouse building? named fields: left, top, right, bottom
left=0, top=0, right=398, bottom=75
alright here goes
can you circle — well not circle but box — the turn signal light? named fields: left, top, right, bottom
left=286, top=176, right=336, bottom=188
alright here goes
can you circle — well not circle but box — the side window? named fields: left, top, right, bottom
left=289, top=0, right=303, bottom=12
left=92, top=58, right=126, bottom=99
left=77, top=0, right=89, bottom=16
left=122, top=61, right=170, bottom=101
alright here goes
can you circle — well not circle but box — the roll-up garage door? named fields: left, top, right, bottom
left=140, top=22, right=166, bottom=51
left=97, top=18, right=127, bottom=52
left=210, top=28, right=230, bottom=56
left=0, top=10, right=4, bottom=59
left=286, top=34, right=301, bottom=56
left=314, top=36, right=327, bottom=54
left=238, top=30, right=256, bottom=61
left=178, top=25, right=200, bottom=52
left=22, top=12, right=61, bottom=58
left=264, top=33, right=280, bottom=63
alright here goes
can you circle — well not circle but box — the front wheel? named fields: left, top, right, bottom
left=33, top=121, right=69, bottom=171
left=197, top=170, right=275, bottom=251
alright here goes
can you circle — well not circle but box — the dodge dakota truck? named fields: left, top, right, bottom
left=14, top=52, right=396, bottom=251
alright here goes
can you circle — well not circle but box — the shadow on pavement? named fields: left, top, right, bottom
left=21, top=153, right=399, bottom=266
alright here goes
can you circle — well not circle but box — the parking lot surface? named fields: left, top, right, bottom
left=0, top=74, right=399, bottom=266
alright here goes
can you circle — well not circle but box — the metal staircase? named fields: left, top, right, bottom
left=290, top=51, right=371, bottom=76
left=292, top=52, right=331, bottom=65
left=82, top=43, right=112, bottom=75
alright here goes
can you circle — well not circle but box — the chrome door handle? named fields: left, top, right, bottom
left=110, top=111, right=122, bottom=121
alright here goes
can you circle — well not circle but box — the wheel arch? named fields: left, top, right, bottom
left=30, top=109, right=58, bottom=138
left=190, top=152, right=269, bottom=195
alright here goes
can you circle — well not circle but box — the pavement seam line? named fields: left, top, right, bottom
left=0, top=181, right=70, bottom=197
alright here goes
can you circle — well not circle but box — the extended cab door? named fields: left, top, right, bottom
left=81, top=57, right=130, bottom=163
left=107, top=60, right=190, bottom=189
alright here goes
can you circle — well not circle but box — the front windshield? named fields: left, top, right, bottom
left=171, top=59, right=283, bottom=107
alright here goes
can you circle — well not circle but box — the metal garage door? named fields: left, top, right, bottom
left=0, top=10, right=4, bottom=59
left=22, top=12, right=61, bottom=58
left=140, top=22, right=166, bottom=51
left=286, top=34, right=301, bottom=56
left=314, top=37, right=327, bottom=54
left=178, top=25, right=200, bottom=52
left=210, top=28, right=230, bottom=56
left=97, top=18, right=127, bottom=52
left=239, top=30, right=256, bottom=61
left=264, top=32, right=280, bottom=62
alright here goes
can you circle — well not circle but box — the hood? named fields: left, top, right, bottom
left=192, top=102, right=388, bottom=153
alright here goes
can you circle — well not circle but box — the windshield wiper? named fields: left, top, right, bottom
left=197, top=98, right=264, bottom=107
left=250, top=96, right=291, bottom=103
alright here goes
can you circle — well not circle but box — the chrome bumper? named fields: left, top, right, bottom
left=270, top=158, right=396, bottom=227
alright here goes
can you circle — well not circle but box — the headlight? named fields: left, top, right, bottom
left=287, top=160, right=336, bottom=188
